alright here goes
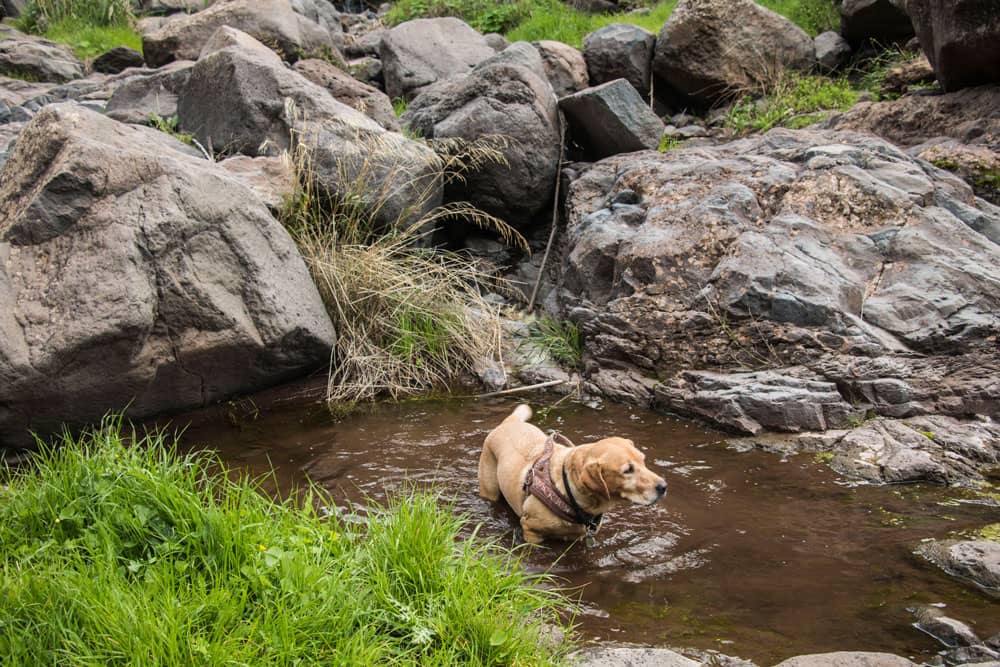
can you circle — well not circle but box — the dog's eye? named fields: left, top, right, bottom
left=624, top=463, right=634, bottom=474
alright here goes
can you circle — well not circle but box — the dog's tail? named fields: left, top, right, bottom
left=507, top=404, right=532, bottom=423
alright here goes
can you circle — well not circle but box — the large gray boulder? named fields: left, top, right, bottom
left=177, top=28, right=441, bottom=231
left=583, top=23, right=656, bottom=96
left=561, top=129, right=1000, bottom=441
left=142, top=0, right=339, bottom=67
left=814, top=31, right=851, bottom=72
left=104, top=60, right=195, bottom=125
left=838, top=0, right=914, bottom=48
left=0, top=26, right=84, bottom=83
left=559, top=79, right=665, bottom=159
left=402, top=46, right=561, bottom=226
left=379, top=17, right=495, bottom=101
left=906, top=0, right=1000, bottom=92
left=651, top=0, right=815, bottom=106
left=0, top=103, right=336, bottom=447
left=293, top=58, right=400, bottom=131
left=535, top=40, right=589, bottom=98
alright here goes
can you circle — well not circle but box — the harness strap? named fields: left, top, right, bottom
left=523, top=432, right=603, bottom=531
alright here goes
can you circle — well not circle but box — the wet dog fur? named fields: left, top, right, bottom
left=478, top=404, right=667, bottom=544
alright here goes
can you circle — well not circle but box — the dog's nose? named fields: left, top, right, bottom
left=656, top=481, right=667, bottom=497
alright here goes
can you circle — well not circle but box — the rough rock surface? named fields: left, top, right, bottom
left=142, top=0, right=338, bottom=68
left=913, top=606, right=981, bottom=647
left=92, top=47, right=146, bottom=74
left=559, top=129, right=1000, bottom=456
left=651, top=0, right=814, bottom=106
left=0, top=103, right=336, bottom=447
left=773, top=653, right=916, bottom=667
left=838, top=0, right=914, bottom=48
left=824, top=85, right=1000, bottom=149
left=218, top=155, right=295, bottom=213
left=560, top=79, right=665, bottom=159
left=573, top=647, right=700, bottom=667
left=177, top=29, right=441, bottom=230
left=814, top=31, right=851, bottom=72
left=293, top=58, right=400, bottom=131
left=0, top=26, right=84, bottom=83
left=906, top=0, right=1000, bottom=92
left=583, top=23, right=656, bottom=96
left=917, top=540, right=1000, bottom=593
left=104, top=60, right=195, bottom=125
left=379, top=17, right=495, bottom=101
left=403, top=46, right=560, bottom=226
left=910, top=138, right=1000, bottom=205
left=535, top=40, right=589, bottom=98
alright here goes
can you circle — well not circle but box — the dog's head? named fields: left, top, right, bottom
left=578, top=437, right=667, bottom=506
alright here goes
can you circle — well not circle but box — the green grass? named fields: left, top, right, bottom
left=387, top=0, right=532, bottom=34
left=387, top=0, right=834, bottom=49
left=16, top=0, right=132, bottom=33
left=658, top=135, right=682, bottom=152
left=506, top=0, right=677, bottom=49
left=724, top=73, right=859, bottom=134
left=148, top=112, right=194, bottom=145
left=0, top=418, right=572, bottom=665
left=522, top=316, right=582, bottom=367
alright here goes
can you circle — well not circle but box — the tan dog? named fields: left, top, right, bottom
left=478, top=404, right=667, bottom=544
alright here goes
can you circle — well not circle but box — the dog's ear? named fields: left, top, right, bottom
left=582, top=459, right=611, bottom=501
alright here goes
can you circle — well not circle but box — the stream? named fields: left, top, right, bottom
left=163, top=379, right=1000, bottom=665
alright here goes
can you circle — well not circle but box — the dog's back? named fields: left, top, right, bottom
left=479, top=404, right=547, bottom=513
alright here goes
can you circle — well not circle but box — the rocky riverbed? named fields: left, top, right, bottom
left=2, top=0, right=998, bottom=663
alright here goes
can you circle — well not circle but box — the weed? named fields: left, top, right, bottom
left=724, top=73, right=859, bottom=134
left=0, top=418, right=573, bottom=664
left=147, top=112, right=194, bottom=145
left=387, top=0, right=531, bottom=34
left=970, top=523, right=1000, bottom=543
left=658, top=135, right=682, bottom=152
left=16, top=0, right=133, bottom=33
left=854, top=45, right=919, bottom=100
left=279, top=121, right=525, bottom=403
left=521, top=316, right=582, bottom=367
left=813, top=452, right=834, bottom=464
left=392, top=96, right=408, bottom=117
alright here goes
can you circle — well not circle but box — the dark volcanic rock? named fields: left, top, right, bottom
left=379, top=17, right=495, bottom=101
left=559, top=129, right=1000, bottom=447
left=651, top=0, right=814, bottom=106
left=142, top=0, right=339, bottom=68
left=402, top=46, right=560, bottom=226
left=906, top=0, right=1000, bottom=92
left=0, top=103, right=336, bottom=447
left=559, top=79, right=665, bottom=159
left=92, top=47, right=146, bottom=74
left=838, top=0, right=914, bottom=49
left=583, top=23, right=656, bottom=96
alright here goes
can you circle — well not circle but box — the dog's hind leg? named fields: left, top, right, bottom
left=478, top=446, right=501, bottom=502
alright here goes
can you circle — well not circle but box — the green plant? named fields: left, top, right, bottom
left=279, top=127, right=526, bottom=403
left=724, top=73, right=859, bottom=134
left=16, top=0, right=133, bottom=33
left=758, top=0, right=838, bottom=37
left=387, top=0, right=531, bottom=34
left=0, top=418, right=573, bottom=664
left=813, top=452, right=834, bottom=464
left=392, top=96, right=409, bottom=117
left=855, top=45, right=918, bottom=100
left=507, top=0, right=677, bottom=49
left=147, top=112, right=194, bottom=145
left=522, top=316, right=582, bottom=367
left=658, top=135, right=682, bottom=152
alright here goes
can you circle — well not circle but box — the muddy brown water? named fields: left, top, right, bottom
left=164, top=380, right=1000, bottom=665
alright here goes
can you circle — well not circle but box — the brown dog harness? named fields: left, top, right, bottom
left=522, top=432, right=603, bottom=534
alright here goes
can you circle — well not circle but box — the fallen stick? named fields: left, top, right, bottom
left=474, top=379, right=565, bottom=399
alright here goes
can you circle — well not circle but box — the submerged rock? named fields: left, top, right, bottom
left=0, top=103, right=336, bottom=447
left=916, top=540, right=1000, bottom=594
